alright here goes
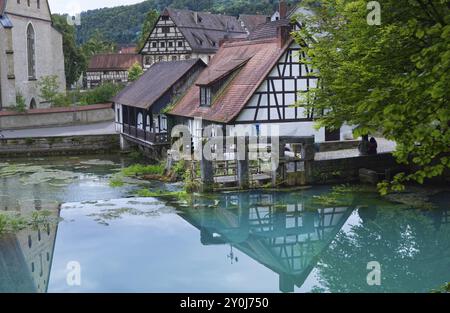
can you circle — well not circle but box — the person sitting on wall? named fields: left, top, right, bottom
left=368, top=137, right=378, bottom=155
left=358, top=135, right=369, bottom=156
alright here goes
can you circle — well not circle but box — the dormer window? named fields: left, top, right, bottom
left=200, top=87, right=211, bottom=107
left=193, top=34, right=203, bottom=46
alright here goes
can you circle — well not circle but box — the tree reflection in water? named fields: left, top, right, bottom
left=315, top=203, right=450, bottom=293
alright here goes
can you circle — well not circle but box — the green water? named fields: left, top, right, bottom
left=0, top=155, right=449, bottom=293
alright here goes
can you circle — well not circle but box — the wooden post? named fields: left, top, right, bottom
left=237, top=136, right=249, bottom=189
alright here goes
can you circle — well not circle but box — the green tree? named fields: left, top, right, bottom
left=81, top=30, right=117, bottom=60
left=293, top=0, right=450, bottom=193
left=38, top=75, right=60, bottom=104
left=51, top=14, right=87, bottom=87
left=136, top=9, right=159, bottom=51
left=128, top=62, right=144, bottom=82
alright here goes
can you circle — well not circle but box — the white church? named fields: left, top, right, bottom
left=0, top=0, right=65, bottom=110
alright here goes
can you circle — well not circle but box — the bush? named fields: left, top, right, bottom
left=128, top=62, right=144, bottom=82
left=50, top=83, right=124, bottom=107
left=52, top=93, right=73, bottom=107
left=79, top=82, right=123, bottom=105
left=38, top=75, right=60, bottom=104
left=14, top=92, right=27, bottom=113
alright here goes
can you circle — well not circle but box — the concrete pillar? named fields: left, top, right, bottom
left=237, top=137, right=249, bottom=189
left=279, top=274, right=295, bottom=293
left=200, top=139, right=214, bottom=193
left=303, top=144, right=316, bottom=161
left=120, top=134, right=131, bottom=151
left=272, top=140, right=285, bottom=187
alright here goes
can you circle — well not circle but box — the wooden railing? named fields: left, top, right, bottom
left=122, top=124, right=169, bottom=144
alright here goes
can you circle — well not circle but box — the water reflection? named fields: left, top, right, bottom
left=0, top=201, right=59, bottom=293
left=0, top=163, right=449, bottom=293
left=178, top=192, right=353, bottom=292
left=315, top=200, right=450, bottom=292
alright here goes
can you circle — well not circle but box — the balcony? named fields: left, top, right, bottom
left=122, top=124, right=169, bottom=145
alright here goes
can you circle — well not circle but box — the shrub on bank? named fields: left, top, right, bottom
left=53, top=83, right=124, bottom=107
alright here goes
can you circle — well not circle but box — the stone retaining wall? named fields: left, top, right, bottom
left=0, top=104, right=114, bottom=130
left=316, top=140, right=361, bottom=152
left=0, top=134, right=120, bottom=157
left=307, top=152, right=399, bottom=184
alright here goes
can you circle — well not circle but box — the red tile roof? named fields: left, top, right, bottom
left=119, top=46, right=136, bottom=54
left=239, top=14, right=269, bottom=33
left=113, top=59, right=205, bottom=109
left=87, top=54, right=142, bottom=71
left=196, top=56, right=251, bottom=86
left=248, top=19, right=292, bottom=41
left=169, top=36, right=292, bottom=124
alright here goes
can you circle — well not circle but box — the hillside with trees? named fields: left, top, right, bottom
left=75, top=0, right=297, bottom=45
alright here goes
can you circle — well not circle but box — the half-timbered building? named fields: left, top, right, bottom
left=139, top=8, right=247, bottom=69
left=113, top=59, right=206, bottom=152
left=85, top=53, right=142, bottom=89
left=169, top=20, right=352, bottom=144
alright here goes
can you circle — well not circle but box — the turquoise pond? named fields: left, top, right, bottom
left=0, top=155, right=449, bottom=293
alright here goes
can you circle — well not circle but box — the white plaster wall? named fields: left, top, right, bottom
left=1, top=0, right=66, bottom=109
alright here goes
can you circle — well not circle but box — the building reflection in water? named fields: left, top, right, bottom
left=0, top=198, right=59, bottom=293
left=179, top=191, right=354, bottom=292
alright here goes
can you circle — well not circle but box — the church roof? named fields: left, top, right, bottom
left=87, top=54, right=142, bottom=71
left=113, top=59, right=205, bottom=110
left=161, top=8, right=247, bottom=54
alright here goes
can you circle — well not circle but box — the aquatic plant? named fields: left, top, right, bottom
left=0, top=210, right=59, bottom=235
left=431, top=283, right=450, bottom=293
left=80, top=159, right=117, bottom=166
left=109, top=174, right=125, bottom=187
left=121, top=164, right=165, bottom=177
left=0, top=164, right=80, bottom=186
left=134, top=189, right=188, bottom=199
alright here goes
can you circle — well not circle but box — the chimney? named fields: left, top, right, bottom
left=193, top=11, right=199, bottom=24
left=279, top=0, right=288, bottom=19
left=277, top=25, right=291, bottom=48
left=219, top=35, right=230, bottom=47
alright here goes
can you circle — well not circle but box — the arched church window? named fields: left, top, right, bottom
left=27, top=24, right=36, bottom=80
